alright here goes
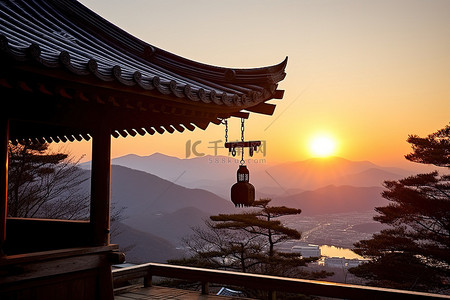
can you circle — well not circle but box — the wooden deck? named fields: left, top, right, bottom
left=113, top=263, right=450, bottom=300
left=115, top=285, right=255, bottom=300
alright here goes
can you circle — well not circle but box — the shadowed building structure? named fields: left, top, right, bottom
left=0, top=0, right=286, bottom=299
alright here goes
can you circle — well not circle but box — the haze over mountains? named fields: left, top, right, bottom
left=102, top=153, right=410, bottom=199
left=110, top=165, right=234, bottom=216
left=78, top=153, right=428, bottom=262
left=271, top=185, right=385, bottom=215
left=106, top=165, right=236, bottom=262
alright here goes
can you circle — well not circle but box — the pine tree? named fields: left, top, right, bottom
left=172, top=199, right=326, bottom=279
left=350, top=124, right=450, bottom=293
left=8, top=141, right=90, bottom=219
left=405, top=124, right=450, bottom=168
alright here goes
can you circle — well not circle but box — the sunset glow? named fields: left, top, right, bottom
left=70, top=0, right=450, bottom=168
left=309, top=135, right=337, bottom=157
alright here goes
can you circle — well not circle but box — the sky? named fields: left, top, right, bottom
left=68, top=0, right=450, bottom=168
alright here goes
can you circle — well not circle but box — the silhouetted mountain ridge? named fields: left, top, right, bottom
left=110, top=165, right=235, bottom=216
left=92, top=153, right=412, bottom=198
left=271, top=185, right=386, bottom=216
left=262, top=156, right=404, bottom=190
left=76, top=155, right=409, bottom=262
left=111, top=222, right=181, bottom=263
left=122, top=206, right=212, bottom=246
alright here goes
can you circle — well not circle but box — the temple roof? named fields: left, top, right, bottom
left=0, top=0, right=287, bottom=143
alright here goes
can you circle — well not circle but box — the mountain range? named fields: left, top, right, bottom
left=84, top=154, right=411, bottom=199
left=111, top=221, right=182, bottom=263
left=107, top=165, right=236, bottom=261
left=263, top=157, right=408, bottom=191
left=271, top=185, right=385, bottom=215
left=110, top=165, right=235, bottom=216
left=79, top=154, right=416, bottom=263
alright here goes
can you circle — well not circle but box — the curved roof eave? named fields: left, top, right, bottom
left=0, top=0, right=288, bottom=143
left=0, top=0, right=287, bottom=113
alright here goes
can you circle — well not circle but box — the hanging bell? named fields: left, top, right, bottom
left=231, top=165, right=255, bottom=207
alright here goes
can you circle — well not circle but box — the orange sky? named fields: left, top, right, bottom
left=66, top=0, right=450, bottom=168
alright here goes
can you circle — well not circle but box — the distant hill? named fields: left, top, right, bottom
left=111, top=222, right=182, bottom=263
left=333, top=168, right=404, bottom=187
left=108, top=165, right=238, bottom=249
left=83, top=154, right=413, bottom=197
left=77, top=162, right=393, bottom=261
left=109, top=153, right=275, bottom=198
left=74, top=154, right=430, bottom=262
left=271, top=185, right=386, bottom=216
left=108, top=165, right=387, bottom=246
left=261, top=157, right=407, bottom=190
left=122, top=206, right=213, bottom=246
left=110, top=165, right=235, bottom=216
left=110, top=153, right=261, bottom=184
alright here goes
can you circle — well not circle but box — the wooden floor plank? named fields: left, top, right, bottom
left=115, top=286, right=255, bottom=300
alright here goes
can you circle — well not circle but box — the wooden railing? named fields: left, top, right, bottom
left=112, top=262, right=450, bottom=300
left=5, top=218, right=91, bottom=254
left=0, top=246, right=122, bottom=300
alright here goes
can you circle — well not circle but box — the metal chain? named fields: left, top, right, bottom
left=241, top=118, right=244, bottom=142
left=240, top=118, right=245, bottom=165
left=224, top=119, right=228, bottom=143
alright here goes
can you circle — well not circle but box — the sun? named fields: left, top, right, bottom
left=309, top=135, right=337, bottom=157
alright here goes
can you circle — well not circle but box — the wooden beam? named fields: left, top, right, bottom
left=245, top=103, right=276, bottom=116
left=273, top=89, right=285, bottom=99
left=210, top=118, right=222, bottom=125
left=0, top=245, right=118, bottom=267
left=230, top=112, right=249, bottom=119
left=0, top=117, right=8, bottom=256
left=193, top=122, right=209, bottom=130
left=90, top=126, right=111, bottom=246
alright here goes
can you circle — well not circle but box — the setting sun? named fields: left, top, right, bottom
left=309, top=135, right=337, bottom=157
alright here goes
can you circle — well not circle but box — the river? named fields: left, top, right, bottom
left=320, top=245, right=364, bottom=259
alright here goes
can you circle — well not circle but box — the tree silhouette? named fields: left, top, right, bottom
left=350, top=124, right=450, bottom=293
left=405, top=124, right=450, bottom=168
left=172, top=199, right=328, bottom=279
left=8, top=142, right=90, bottom=219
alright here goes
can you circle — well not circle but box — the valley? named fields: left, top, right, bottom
left=94, top=153, right=413, bottom=263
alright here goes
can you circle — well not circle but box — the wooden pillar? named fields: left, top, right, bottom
left=201, top=282, right=209, bottom=295
left=144, top=272, right=153, bottom=287
left=90, top=126, right=111, bottom=246
left=268, top=290, right=276, bottom=300
left=0, top=117, right=8, bottom=256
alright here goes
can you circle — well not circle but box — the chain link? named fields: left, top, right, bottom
left=223, top=118, right=247, bottom=164
left=224, top=119, right=228, bottom=143
left=241, top=118, right=245, bottom=142
left=240, top=118, right=245, bottom=164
